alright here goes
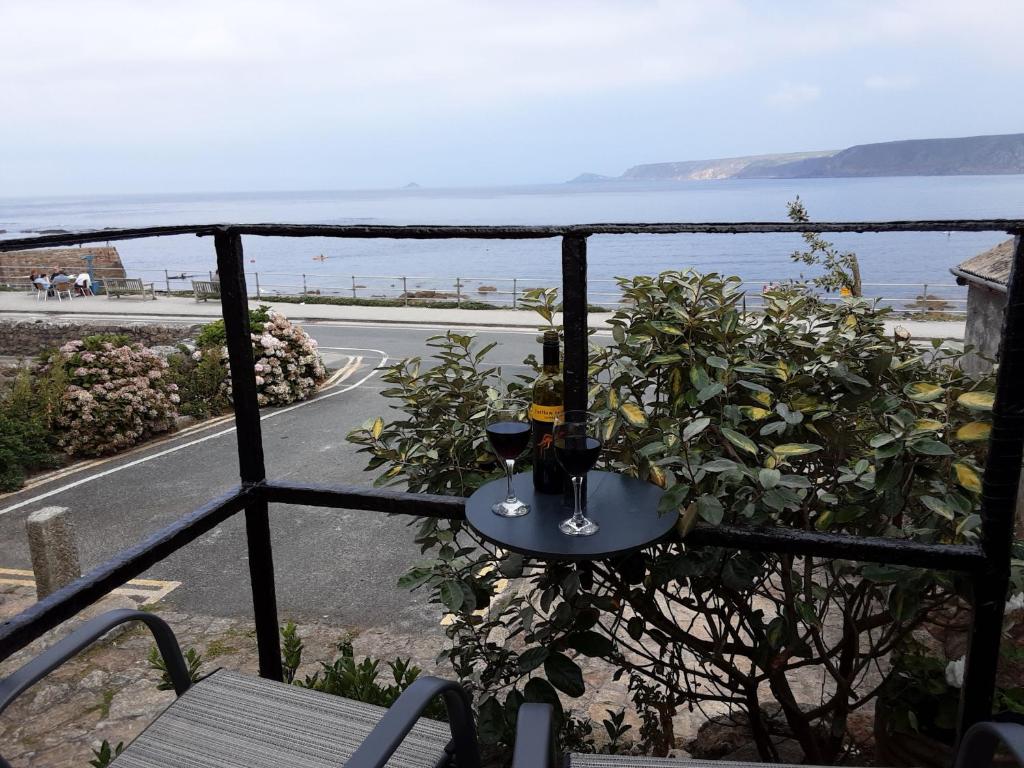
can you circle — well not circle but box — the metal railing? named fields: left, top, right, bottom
left=0, top=220, right=1021, bottom=752
left=0, top=263, right=968, bottom=315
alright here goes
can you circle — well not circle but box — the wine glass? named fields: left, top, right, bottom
left=486, top=398, right=532, bottom=517
left=553, top=410, right=602, bottom=536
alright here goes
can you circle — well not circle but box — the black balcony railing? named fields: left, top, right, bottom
left=1, top=220, right=1022, bottom=747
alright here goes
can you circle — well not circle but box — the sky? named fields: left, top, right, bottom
left=2, top=0, right=1024, bottom=196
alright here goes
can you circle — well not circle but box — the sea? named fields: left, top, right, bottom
left=2, top=175, right=1023, bottom=307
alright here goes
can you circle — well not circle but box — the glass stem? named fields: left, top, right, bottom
left=572, top=475, right=584, bottom=523
left=505, top=459, right=516, bottom=502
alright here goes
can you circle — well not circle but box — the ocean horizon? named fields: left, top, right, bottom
left=3, top=175, right=1023, bottom=303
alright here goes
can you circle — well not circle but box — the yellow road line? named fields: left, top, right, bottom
left=0, top=568, right=181, bottom=602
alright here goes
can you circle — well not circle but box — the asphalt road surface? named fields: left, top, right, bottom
left=0, top=321, right=569, bottom=634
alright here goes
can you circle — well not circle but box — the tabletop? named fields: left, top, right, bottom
left=465, top=470, right=673, bottom=560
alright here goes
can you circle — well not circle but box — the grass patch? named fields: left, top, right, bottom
left=97, top=688, right=114, bottom=719
left=203, top=639, right=238, bottom=659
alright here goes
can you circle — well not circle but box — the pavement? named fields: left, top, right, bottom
left=0, top=290, right=966, bottom=338
left=0, top=321, right=542, bottom=634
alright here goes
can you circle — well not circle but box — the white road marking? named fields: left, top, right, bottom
left=0, top=568, right=181, bottom=602
left=0, top=349, right=388, bottom=518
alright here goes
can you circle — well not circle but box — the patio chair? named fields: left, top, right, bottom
left=0, top=609, right=551, bottom=768
left=52, top=279, right=73, bottom=302
left=33, top=279, right=49, bottom=301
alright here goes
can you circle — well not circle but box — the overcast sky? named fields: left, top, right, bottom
left=2, top=0, right=1023, bottom=196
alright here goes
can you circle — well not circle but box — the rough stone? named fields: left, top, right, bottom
left=147, top=344, right=181, bottom=358
left=26, top=506, right=80, bottom=599
left=0, top=319, right=201, bottom=358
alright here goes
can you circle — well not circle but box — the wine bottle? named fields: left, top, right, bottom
left=531, top=330, right=565, bottom=493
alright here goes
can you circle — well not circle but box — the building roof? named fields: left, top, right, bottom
left=950, top=238, right=1014, bottom=291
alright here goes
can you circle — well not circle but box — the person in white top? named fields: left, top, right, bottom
left=74, top=273, right=92, bottom=296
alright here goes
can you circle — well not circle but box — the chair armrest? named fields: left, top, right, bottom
left=0, top=608, right=191, bottom=717
left=954, top=722, right=1024, bottom=768
left=345, top=676, right=481, bottom=768
left=513, top=703, right=556, bottom=768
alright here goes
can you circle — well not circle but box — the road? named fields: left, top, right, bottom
left=0, top=321, right=560, bottom=635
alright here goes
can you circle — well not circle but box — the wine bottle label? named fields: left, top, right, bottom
left=529, top=403, right=564, bottom=422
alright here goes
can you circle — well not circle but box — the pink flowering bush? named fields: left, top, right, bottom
left=206, top=307, right=326, bottom=407
left=44, top=336, right=179, bottom=456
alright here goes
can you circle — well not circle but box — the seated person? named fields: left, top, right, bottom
left=74, top=273, right=92, bottom=295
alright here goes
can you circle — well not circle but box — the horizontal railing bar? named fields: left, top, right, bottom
left=0, top=485, right=252, bottom=661
left=259, top=481, right=985, bottom=569
left=228, top=221, right=1024, bottom=238
left=0, top=225, right=216, bottom=251
left=259, top=480, right=465, bottom=518
left=686, top=523, right=985, bottom=570
left=3, top=220, right=1023, bottom=251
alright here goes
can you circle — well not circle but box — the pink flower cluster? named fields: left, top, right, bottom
left=48, top=340, right=178, bottom=457
left=224, top=310, right=326, bottom=407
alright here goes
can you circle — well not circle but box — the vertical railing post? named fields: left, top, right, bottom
left=302, top=274, right=307, bottom=296
left=352, top=276, right=357, bottom=299
left=512, top=277, right=517, bottom=309
left=403, top=276, right=408, bottom=306
left=561, top=235, right=588, bottom=413
left=255, top=272, right=261, bottom=299
left=958, top=234, right=1024, bottom=737
left=456, top=277, right=462, bottom=307
left=213, top=228, right=283, bottom=682
left=164, top=269, right=170, bottom=295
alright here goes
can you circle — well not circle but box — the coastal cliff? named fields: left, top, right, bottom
left=573, top=132, right=1024, bottom=182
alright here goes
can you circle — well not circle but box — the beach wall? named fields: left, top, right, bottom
left=0, top=319, right=200, bottom=357
left=0, top=246, right=126, bottom=284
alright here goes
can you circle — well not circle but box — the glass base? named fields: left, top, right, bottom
left=559, top=515, right=599, bottom=536
left=493, top=498, right=530, bottom=518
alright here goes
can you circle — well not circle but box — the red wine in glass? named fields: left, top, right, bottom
left=486, top=399, right=531, bottom=518
left=487, top=421, right=531, bottom=461
left=553, top=410, right=603, bottom=536
left=553, top=435, right=601, bottom=476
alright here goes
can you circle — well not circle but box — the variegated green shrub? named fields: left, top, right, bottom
left=349, top=272, right=1019, bottom=763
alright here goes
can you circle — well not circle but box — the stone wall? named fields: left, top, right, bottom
left=0, top=319, right=201, bottom=357
left=0, top=247, right=126, bottom=286
left=962, top=282, right=1006, bottom=374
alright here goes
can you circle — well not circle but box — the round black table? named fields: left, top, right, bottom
left=465, top=470, right=673, bottom=561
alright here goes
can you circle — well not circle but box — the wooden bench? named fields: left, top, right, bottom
left=104, top=277, right=155, bottom=300
left=192, top=279, right=220, bottom=302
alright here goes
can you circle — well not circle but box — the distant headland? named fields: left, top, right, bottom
left=570, top=132, right=1024, bottom=183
